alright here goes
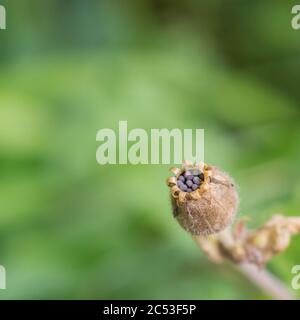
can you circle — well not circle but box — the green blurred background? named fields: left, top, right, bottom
left=0, top=0, right=300, bottom=299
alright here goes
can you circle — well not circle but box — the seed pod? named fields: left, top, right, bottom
left=167, top=162, right=239, bottom=236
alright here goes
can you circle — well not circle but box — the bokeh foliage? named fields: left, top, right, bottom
left=0, top=0, right=300, bottom=299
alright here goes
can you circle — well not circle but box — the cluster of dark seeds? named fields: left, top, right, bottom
left=177, top=169, right=204, bottom=193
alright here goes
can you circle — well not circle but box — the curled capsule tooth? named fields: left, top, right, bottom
left=170, top=167, right=181, bottom=176
left=166, top=177, right=177, bottom=187
left=199, top=172, right=205, bottom=181
left=200, top=182, right=209, bottom=192
left=171, top=186, right=180, bottom=198
left=204, top=163, right=211, bottom=169
left=196, top=188, right=203, bottom=197
left=203, top=170, right=211, bottom=183
left=196, top=162, right=205, bottom=172
left=178, top=191, right=187, bottom=203
left=189, top=190, right=201, bottom=200
left=206, top=170, right=212, bottom=177
left=183, top=160, right=193, bottom=170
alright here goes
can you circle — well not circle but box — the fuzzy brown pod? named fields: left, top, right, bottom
left=167, top=161, right=239, bottom=236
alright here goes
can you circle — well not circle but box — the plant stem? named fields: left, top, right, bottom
left=193, top=234, right=295, bottom=300
left=235, top=262, right=295, bottom=300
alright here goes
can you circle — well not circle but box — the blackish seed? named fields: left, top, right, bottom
left=186, top=188, right=192, bottom=193
left=186, top=180, right=193, bottom=187
left=181, top=184, right=188, bottom=191
left=177, top=183, right=185, bottom=191
left=192, top=184, right=198, bottom=191
left=178, top=175, right=185, bottom=183
left=186, top=175, right=194, bottom=181
left=199, top=173, right=204, bottom=180
left=193, top=176, right=200, bottom=184
left=184, top=171, right=192, bottom=178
